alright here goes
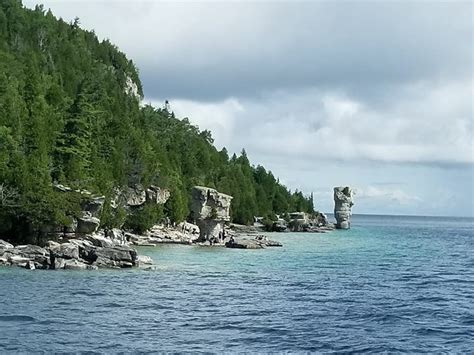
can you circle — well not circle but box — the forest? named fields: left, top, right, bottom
left=0, top=1, right=315, bottom=241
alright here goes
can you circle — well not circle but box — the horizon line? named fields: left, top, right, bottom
left=324, top=212, right=474, bottom=219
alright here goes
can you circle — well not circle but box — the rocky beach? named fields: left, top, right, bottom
left=0, top=185, right=355, bottom=270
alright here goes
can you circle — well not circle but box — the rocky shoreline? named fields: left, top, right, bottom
left=0, top=185, right=354, bottom=271
left=0, top=223, right=284, bottom=270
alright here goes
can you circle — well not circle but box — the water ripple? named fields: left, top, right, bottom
left=0, top=215, right=473, bottom=352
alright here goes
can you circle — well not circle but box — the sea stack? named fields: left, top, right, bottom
left=334, top=186, right=354, bottom=229
left=190, top=186, right=233, bottom=242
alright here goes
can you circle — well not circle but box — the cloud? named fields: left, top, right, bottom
left=22, top=1, right=474, bottom=216
left=355, top=186, right=421, bottom=205
left=162, top=78, right=473, bottom=166
left=149, top=98, right=243, bottom=148
left=24, top=1, right=472, bottom=101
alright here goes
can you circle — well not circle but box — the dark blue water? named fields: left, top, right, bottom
left=1, top=215, right=473, bottom=352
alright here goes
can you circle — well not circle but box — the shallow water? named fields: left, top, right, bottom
left=1, top=215, right=473, bottom=352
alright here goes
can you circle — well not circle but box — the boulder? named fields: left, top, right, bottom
left=77, top=214, right=100, bottom=234
left=79, top=245, right=137, bottom=268
left=87, top=233, right=115, bottom=248
left=68, top=239, right=94, bottom=248
left=47, top=240, right=60, bottom=250
left=225, top=238, right=265, bottom=249
left=81, top=196, right=105, bottom=218
left=25, top=260, right=35, bottom=270
left=124, top=232, right=141, bottom=243
left=52, top=243, right=79, bottom=260
left=106, top=228, right=127, bottom=245
left=146, top=185, right=170, bottom=204
left=254, top=235, right=283, bottom=247
left=125, top=186, right=146, bottom=207
left=91, top=246, right=137, bottom=264
left=0, top=239, right=14, bottom=249
left=319, top=212, right=329, bottom=226
left=63, top=259, right=90, bottom=270
left=53, top=257, right=66, bottom=269
left=8, top=254, right=32, bottom=267
left=137, top=255, right=153, bottom=266
left=15, top=245, right=50, bottom=268
left=334, top=186, right=354, bottom=230
left=0, top=253, right=8, bottom=265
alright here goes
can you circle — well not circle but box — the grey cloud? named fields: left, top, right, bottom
left=23, top=0, right=474, bottom=216
left=143, top=1, right=471, bottom=101
left=25, top=1, right=472, bottom=102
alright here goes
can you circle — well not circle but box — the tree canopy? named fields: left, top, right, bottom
left=0, top=1, right=315, bottom=241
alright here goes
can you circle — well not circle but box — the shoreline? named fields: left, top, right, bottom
left=0, top=221, right=336, bottom=271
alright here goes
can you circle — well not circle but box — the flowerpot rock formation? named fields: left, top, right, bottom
left=334, top=186, right=354, bottom=229
left=190, top=186, right=233, bottom=242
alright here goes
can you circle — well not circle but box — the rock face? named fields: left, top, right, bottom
left=0, top=238, right=141, bottom=270
left=146, top=186, right=171, bottom=205
left=77, top=214, right=100, bottom=234
left=190, top=186, right=232, bottom=242
left=81, top=196, right=105, bottom=218
left=119, top=185, right=170, bottom=208
left=334, top=186, right=354, bottom=229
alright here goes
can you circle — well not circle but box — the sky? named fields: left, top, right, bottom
left=24, top=0, right=474, bottom=217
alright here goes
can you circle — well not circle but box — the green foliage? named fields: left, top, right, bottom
left=124, top=204, right=163, bottom=234
left=100, top=201, right=127, bottom=230
left=0, top=2, right=316, bottom=241
left=164, top=187, right=188, bottom=223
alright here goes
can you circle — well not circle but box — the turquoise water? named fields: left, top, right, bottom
left=1, top=215, right=473, bottom=352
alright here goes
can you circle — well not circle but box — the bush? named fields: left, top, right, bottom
left=124, top=203, right=163, bottom=234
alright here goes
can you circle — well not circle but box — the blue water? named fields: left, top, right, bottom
left=1, top=215, right=473, bottom=353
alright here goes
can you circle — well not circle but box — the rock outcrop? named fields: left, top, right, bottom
left=334, top=186, right=354, bottom=229
left=190, top=186, right=232, bottom=242
left=225, top=235, right=282, bottom=249
left=114, top=184, right=170, bottom=209
left=0, top=238, right=140, bottom=270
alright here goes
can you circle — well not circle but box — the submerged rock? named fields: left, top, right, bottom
left=225, top=235, right=283, bottom=249
left=254, top=235, right=283, bottom=247
left=225, top=238, right=265, bottom=249
left=64, top=259, right=91, bottom=270
left=137, top=255, right=153, bottom=266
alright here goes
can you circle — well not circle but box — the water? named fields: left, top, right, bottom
left=1, top=215, right=473, bottom=353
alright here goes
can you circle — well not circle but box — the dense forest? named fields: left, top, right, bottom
left=0, top=1, right=315, bottom=241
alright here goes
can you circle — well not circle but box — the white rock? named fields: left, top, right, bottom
left=63, top=259, right=89, bottom=270
left=0, top=239, right=14, bottom=249
left=334, top=186, right=354, bottom=230
left=137, top=255, right=153, bottom=265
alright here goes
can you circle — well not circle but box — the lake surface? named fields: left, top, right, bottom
left=1, top=215, right=473, bottom=353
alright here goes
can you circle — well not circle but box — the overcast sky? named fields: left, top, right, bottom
left=24, top=0, right=474, bottom=216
